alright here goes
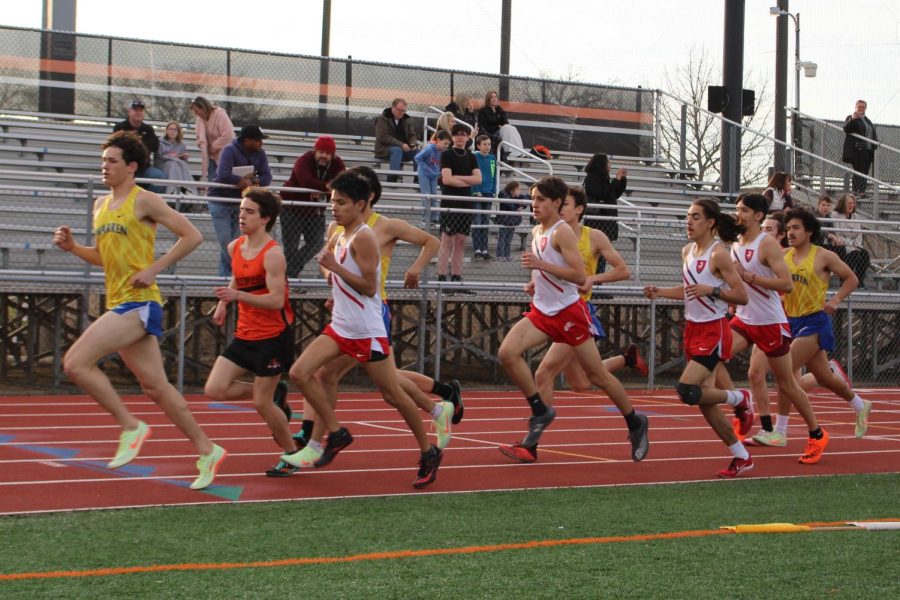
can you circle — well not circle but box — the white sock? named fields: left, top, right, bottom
left=308, top=440, right=323, bottom=452
left=774, top=414, right=790, bottom=435
left=728, top=441, right=750, bottom=460
left=849, top=395, right=865, bottom=412
left=431, top=403, right=444, bottom=419
left=725, top=389, right=744, bottom=407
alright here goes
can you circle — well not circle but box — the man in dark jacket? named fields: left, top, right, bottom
left=113, top=98, right=166, bottom=187
left=583, top=153, right=627, bottom=274
left=842, top=100, right=877, bottom=196
left=281, top=136, right=346, bottom=275
left=374, top=98, right=419, bottom=182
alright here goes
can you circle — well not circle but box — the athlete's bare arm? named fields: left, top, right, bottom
left=818, top=247, right=858, bottom=313
left=521, top=222, right=585, bottom=285
left=709, top=245, right=748, bottom=305
left=738, top=235, right=793, bottom=293
left=580, top=229, right=629, bottom=293
left=132, top=190, right=202, bottom=288
left=381, top=217, right=440, bottom=288
left=320, top=228, right=379, bottom=297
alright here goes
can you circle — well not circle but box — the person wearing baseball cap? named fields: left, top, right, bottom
left=281, top=135, right=346, bottom=276
left=208, top=124, right=273, bottom=276
left=112, top=98, right=167, bottom=190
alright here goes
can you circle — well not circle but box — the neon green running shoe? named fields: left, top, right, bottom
left=280, top=444, right=323, bottom=468
left=190, top=444, right=228, bottom=490
left=751, top=430, right=787, bottom=447
left=855, top=400, right=872, bottom=439
left=107, top=420, right=152, bottom=469
left=434, top=401, right=453, bottom=449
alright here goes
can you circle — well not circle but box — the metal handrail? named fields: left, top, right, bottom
left=788, top=107, right=900, bottom=157
left=495, top=140, right=552, bottom=196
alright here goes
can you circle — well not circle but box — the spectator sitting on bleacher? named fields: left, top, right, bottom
left=208, top=125, right=272, bottom=277
left=436, top=111, right=473, bottom=149
left=374, top=98, right=419, bottom=183
left=281, top=135, right=346, bottom=276
left=113, top=98, right=166, bottom=190
left=155, top=121, right=196, bottom=196
left=477, top=91, right=508, bottom=149
left=814, top=195, right=843, bottom=257
left=830, top=193, right=870, bottom=287
left=446, top=95, right=478, bottom=131
left=414, top=130, right=451, bottom=222
left=472, top=135, right=497, bottom=261
left=437, top=123, right=482, bottom=285
left=495, top=180, right=526, bottom=261
left=763, top=171, right=794, bottom=211
left=583, top=153, right=627, bottom=274
left=190, top=96, right=235, bottom=182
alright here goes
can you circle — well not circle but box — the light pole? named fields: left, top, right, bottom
left=770, top=7, right=817, bottom=173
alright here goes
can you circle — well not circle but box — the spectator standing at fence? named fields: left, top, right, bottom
left=155, top=122, right=195, bottom=196
left=204, top=187, right=299, bottom=475
left=583, top=153, right=627, bottom=274
left=763, top=171, right=794, bottom=211
left=113, top=99, right=166, bottom=189
left=414, top=130, right=450, bottom=222
left=830, top=194, right=870, bottom=287
left=842, top=100, right=878, bottom=196
left=472, top=134, right=497, bottom=261
left=209, top=125, right=272, bottom=277
left=495, top=180, right=526, bottom=261
left=497, top=176, right=649, bottom=465
left=52, top=131, right=226, bottom=489
left=281, top=136, right=345, bottom=277
left=190, top=96, right=235, bottom=182
left=437, top=123, right=481, bottom=284
left=643, top=199, right=753, bottom=477
left=374, top=98, right=419, bottom=183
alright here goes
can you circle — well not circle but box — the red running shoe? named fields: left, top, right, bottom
left=624, top=343, right=649, bottom=377
left=412, top=445, right=443, bottom=488
left=498, top=443, right=538, bottom=463
left=733, top=390, right=754, bottom=436
left=716, top=455, right=754, bottom=478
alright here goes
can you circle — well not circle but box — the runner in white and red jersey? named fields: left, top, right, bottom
left=497, top=176, right=649, bottom=464
left=282, top=171, right=443, bottom=488
left=644, top=199, right=754, bottom=478
left=718, top=193, right=829, bottom=465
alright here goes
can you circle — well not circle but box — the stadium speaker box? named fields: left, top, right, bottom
left=707, top=86, right=727, bottom=113
left=742, top=89, right=756, bottom=116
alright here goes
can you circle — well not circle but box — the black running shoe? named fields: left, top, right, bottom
left=265, top=460, right=299, bottom=477
left=413, top=445, right=443, bottom=488
left=446, top=380, right=464, bottom=424
left=522, top=407, right=556, bottom=447
left=273, top=381, right=291, bottom=422
left=313, top=427, right=353, bottom=468
left=291, top=430, right=308, bottom=450
left=628, top=413, right=650, bottom=461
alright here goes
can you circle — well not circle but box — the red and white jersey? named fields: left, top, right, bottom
left=732, top=233, right=788, bottom=325
left=683, top=241, right=729, bottom=323
left=531, top=220, right=580, bottom=316
left=330, top=224, right=385, bottom=339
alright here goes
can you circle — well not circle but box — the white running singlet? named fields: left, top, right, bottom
left=683, top=241, right=729, bottom=323
left=531, top=220, right=580, bottom=316
left=732, top=233, right=788, bottom=325
left=330, top=223, right=385, bottom=339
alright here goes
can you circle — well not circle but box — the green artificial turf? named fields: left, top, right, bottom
left=1, top=473, right=898, bottom=598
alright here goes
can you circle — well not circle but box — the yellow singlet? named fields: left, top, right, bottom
left=577, top=225, right=598, bottom=301
left=93, top=186, right=162, bottom=309
left=783, top=245, right=828, bottom=317
left=334, top=212, right=391, bottom=300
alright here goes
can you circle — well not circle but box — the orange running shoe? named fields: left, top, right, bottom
left=799, top=428, right=830, bottom=464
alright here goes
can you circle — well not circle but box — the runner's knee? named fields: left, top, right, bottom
left=676, top=382, right=702, bottom=406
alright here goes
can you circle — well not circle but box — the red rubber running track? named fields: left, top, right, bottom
left=1, top=388, right=898, bottom=515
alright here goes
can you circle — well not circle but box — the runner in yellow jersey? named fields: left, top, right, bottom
left=533, top=186, right=649, bottom=406
left=285, top=166, right=462, bottom=469
left=52, top=131, right=226, bottom=489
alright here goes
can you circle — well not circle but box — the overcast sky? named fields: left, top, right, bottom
left=7, top=0, right=900, bottom=124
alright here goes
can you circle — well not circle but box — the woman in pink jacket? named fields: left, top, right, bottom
left=190, top=96, right=235, bottom=181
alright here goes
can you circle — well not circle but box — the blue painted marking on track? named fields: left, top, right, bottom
left=17, top=445, right=79, bottom=459
left=207, top=402, right=255, bottom=412
left=0, top=434, right=17, bottom=443
left=80, top=460, right=156, bottom=477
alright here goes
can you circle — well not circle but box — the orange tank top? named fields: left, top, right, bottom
left=232, top=237, right=294, bottom=340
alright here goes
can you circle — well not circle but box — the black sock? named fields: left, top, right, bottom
left=432, top=381, right=453, bottom=400
left=527, top=393, right=547, bottom=417
left=624, top=409, right=641, bottom=431
left=809, top=427, right=823, bottom=440
left=760, top=415, right=773, bottom=432
left=623, top=353, right=636, bottom=369
left=300, top=420, right=314, bottom=441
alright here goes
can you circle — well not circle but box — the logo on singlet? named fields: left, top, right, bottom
left=339, top=247, right=348, bottom=263
left=744, top=249, right=755, bottom=262
left=696, top=259, right=707, bottom=273
left=540, top=237, right=548, bottom=251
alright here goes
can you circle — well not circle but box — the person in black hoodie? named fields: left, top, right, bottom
left=583, top=153, right=627, bottom=274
